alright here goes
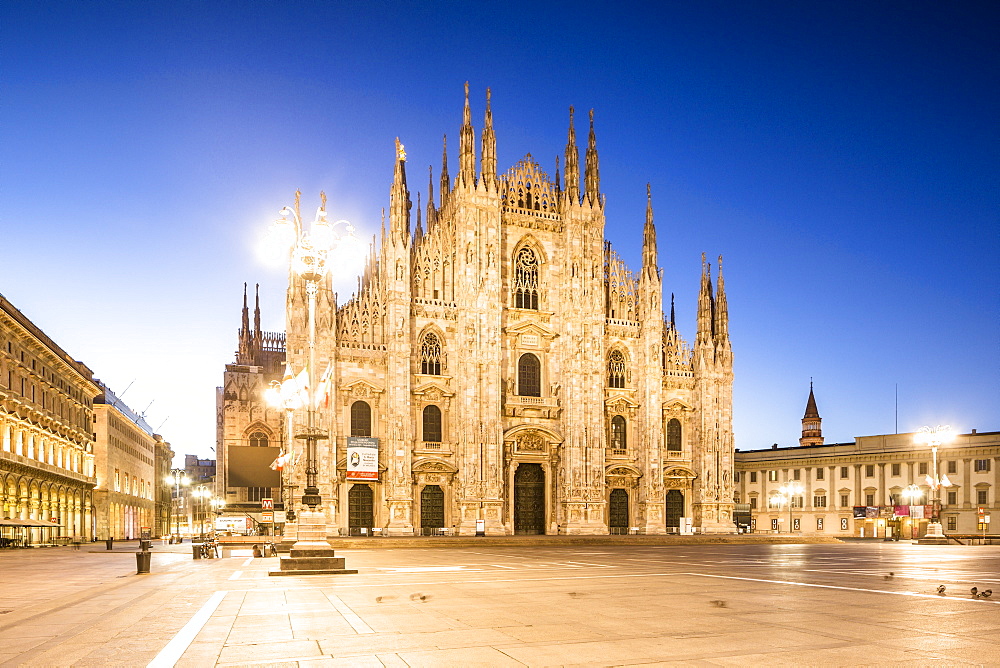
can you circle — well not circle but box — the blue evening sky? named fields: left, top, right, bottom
left=2, top=1, right=997, bottom=463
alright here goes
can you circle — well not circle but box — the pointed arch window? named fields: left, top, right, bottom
left=608, top=350, right=627, bottom=388
left=422, top=405, right=442, bottom=443
left=517, top=353, right=541, bottom=397
left=420, top=333, right=443, bottom=375
left=248, top=431, right=268, bottom=447
left=611, top=416, right=627, bottom=450
left=351, top=401, right=372, bottom=437
left=513, top=247, right=539, bottom=309
left=666, top=418, right=682, bottom=451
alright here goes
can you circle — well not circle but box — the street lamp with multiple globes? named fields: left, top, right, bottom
left=915, top=425, right=954, bottom=542
left=192, top=486, right=213, bottom=537
left=779, top=483, right=805, bottom=532
left=264, top=364, right=305, bottom=532
left=165, top=469, right=189, bottom=541
left=901, top=483, right=923, bottom=539
left=265, top=193, right=358, bottom=549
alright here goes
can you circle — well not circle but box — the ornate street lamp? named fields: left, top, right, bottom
left=265, top=194, right=358, bottom=550
left=265, top=364, right=305, bottom=529
left=915, top=425, right=954, bottom=543
left=165, top=469, right=189, bottom=541
left=779, top=483, right=804, bottom=533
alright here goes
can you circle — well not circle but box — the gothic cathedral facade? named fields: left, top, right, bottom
left=277, top=86, right=735, bottom=536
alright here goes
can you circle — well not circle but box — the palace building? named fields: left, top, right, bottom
left=225, top=86, right=736, bottom=536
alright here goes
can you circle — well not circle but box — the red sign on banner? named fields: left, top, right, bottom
left=261, top=498, right=274, bottom=510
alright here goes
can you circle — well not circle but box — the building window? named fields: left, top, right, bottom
left=247, top=486, right=269, bottom=502
left=517, top=353, right=541, bottom=397
left=918, top=462, right=928, bottom=475
left=865, top=493, right=875, bottom=506
left=513, top=247, right=539, bottom=309
left=816, top=468, right=824, bottom=480
left=840, top=467, right=848, bottom=479
left=607, top=350, right=626, bottom=388
left=793, top=469, right=801, bottom=481
left=768, top=470, right=778, bottom=482
left=749, top=497, right=757, bottom=510
left=350, top=401, right=372, bottom=437
left=420, top=333, right=443, bottom=375
left=610, top=416, right=627, bottom=450
left=947, top=516, right=957, bottom=531
left=734, top=472, right=740, bottom=483
left=865, top=464, right=874, bottom=477
left=977, top=489, right=988, bottom=505
left=248, top=431, right=268, bottom=447
left=814, top=495, right=827, bottom=508
left=947, top=460, right=957, bottom=474
left=750, top=471, right=757, bottom=483
left=816, top=517, right=824, bottom=531
left=422, top=405, right=442, bottom=443
left=792, top=495, right=804, bottom=509
left=666, top=418, right=682, bottom=452
left=891, top=463, right=901, bottom=476
left=974, top=459, right=991, bottom=473
left=947, top=490, right=957, bottom=505
left=840, top=494, right=849, bottom=507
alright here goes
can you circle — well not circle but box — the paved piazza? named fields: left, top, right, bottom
left=2, top=539, right=1000, bottom=666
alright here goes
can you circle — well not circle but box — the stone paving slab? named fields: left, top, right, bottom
left=3, top=541, right=1000, bottom=666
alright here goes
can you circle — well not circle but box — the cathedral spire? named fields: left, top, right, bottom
left=554, top=155, right=561, bottom=192
left=800, top=381, right=824, bottom=446
left=564, top=106, right=580, bottom=204
left=426, top=165, right=436, bottom=231
left=241, top=282, right=250, bottom=333
left=480, top=87, right=496, bottom=190
left=390, top=138, right=411, bottom=245
left=439, top=134, right=450, bottom=209
left=670, top=292, right=676, bottom=329
left=642, top=183, right=658, bottom=273
left=253, top=283, right=261, bottom=337
left=459, top=82, right=476, bottom=188
left=714, top=255, right=729, bottom=346
left=414, top=192, right=423, bottom=243
left=696, top=252, right=715, bottom=346
left=584, top=108, right=600, bottom=206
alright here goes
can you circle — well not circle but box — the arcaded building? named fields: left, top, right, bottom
left=263, top=86, right=737, bottom=537
left=92, top=383, right=157, bottom=540
left=0, top=292, right=98, bottom=541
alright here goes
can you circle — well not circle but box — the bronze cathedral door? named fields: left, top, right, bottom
left=514, top=463, right=545, bottom=534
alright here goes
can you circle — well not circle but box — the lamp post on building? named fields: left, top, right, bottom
left=902, top=483, right=922, bottom=540
left=192, top=486, right=212, bottom=537
left=915, top=425, right=954, bottom=544
left=265, top=194, right=358, bottom=548
left=265, top=365, right=304, bottom=529
left=779, top=483, right=804, bottom=533
left=165, top=469, right=189, bottom=541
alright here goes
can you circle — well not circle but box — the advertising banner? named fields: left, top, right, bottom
left=894, top=505, right=909, bottom=517
left=216, top=516, right=247, bottom=533
left=347, top=436, right=379, bottom=481
left=853, top=507, right=867, bottom=519
left=910, top=505, right=924, bottom=519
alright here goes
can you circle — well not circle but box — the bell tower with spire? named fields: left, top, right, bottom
left=800, top=382, right=823, bottom=446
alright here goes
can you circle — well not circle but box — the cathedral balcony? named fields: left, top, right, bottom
left=664, top=450, right=688, bottom=461
left=415, top=441, right=451, bottom=455
left=606, top=448, right=630, bottom=459
left=503, top=394, right=562, bottom=419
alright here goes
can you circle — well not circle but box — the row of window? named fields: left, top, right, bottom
left=419, top=332, right=640, bottom=393
left=249, top=402, right=685, bottom=452
left=745, top=459, right=993, bottom=483
left=751, top=489, right=991, bottom=509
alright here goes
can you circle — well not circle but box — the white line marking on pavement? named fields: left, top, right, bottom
left=325, top=593, right=374, bottom=634
left=147, top=590, right=228, bottom=668
left=228, top=571, right=243, bottom=580
left=242, top=557, right=254, bottom=566
left=683, top=573, right=1000, bottom=604
left=491, top=564, right=517, bottom=569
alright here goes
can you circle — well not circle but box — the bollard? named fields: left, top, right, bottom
left=105, top=537, right=114, bottom=551
left=135, top=550, right=151, bottom=574
left=192, top=543, right=202, bottom=560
